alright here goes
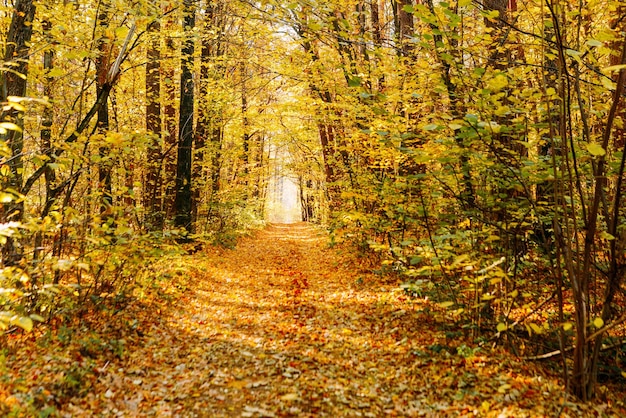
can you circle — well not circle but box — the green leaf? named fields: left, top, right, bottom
left=402, top=5, right=414, bottom=13
left=565, top=48, right=581, bottom=57
left=459, top=0, right=472, bottom=6
left=586, top=143, right=606, bottom=156
left=600, top=231, right=615, bottom=240
left=348, top=77, right=361, bottom=87
left=496, top=322, right=507, bottom=332
left=439, top=301, right=454, bottom=308
left=30, top=314, right=45, bottom=322
left=423, top=123, right=439, bottom=131
left=586, top=39, right=603, bottom=47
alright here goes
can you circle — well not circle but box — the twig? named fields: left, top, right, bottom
left=493, top=291, right=556, bottom=340
left=586, top=312, right=626, bottom=343
left=524, top=338, right=626, bottom=361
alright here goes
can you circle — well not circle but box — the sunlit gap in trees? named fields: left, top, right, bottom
left=265, top=143, right=300, bottom=223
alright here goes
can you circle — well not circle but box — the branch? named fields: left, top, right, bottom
left=586, top=311, right=626, bottom=343
left=106, top=23, right=136, bottom=84
left=22, top=26, right=140, bottom=196
left=524, top=338, right=626, bottom=361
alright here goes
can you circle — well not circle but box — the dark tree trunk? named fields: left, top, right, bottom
left=144, top=12, right=163, bottom=231
left=0, top=0, right=36, bottom=266
left=173, top=0, right=196, bottom=233
left=95, top=2, right=113, bottom=217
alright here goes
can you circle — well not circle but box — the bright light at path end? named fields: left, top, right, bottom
left=266, top=175, right=301, bottom=223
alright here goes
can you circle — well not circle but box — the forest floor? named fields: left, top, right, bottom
left=2, top=223, right=625, bottom=417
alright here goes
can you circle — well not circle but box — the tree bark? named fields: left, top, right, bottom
left=95, top=2, right=113, bottom=217
left=173, top=0, right=196, bottom=233
left=0, top=0, right=36, bottom=266
left=144, top=12, right=163, bottom=231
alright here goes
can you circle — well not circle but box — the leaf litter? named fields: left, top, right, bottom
left=1, top=223, right=624, bottom=416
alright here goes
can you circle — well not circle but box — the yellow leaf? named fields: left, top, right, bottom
left=529, top=323, right=543, bottom=334
left=12, top=316, right=33, bottom=332
left=0, top=192, right=14, bottom=203
left=496, top=322, right=507, bottom=332
left=562, top=322, right=573, bottom=331
left=602, top=77, right=616, bottom=91
left=0, top=122, right=22, bottom=132
left=281, top=393, right=299, bottom=401
left=439, top=301, right=454, bottom=308
left=593, top=317, right=604, bottom=328
left=481, top=400, right=490, bottom=412
left=586, top=143, right=606, bottom=156
left=486, top=74, right=508, bottom=92
left=604, top=64, right=626, bottom=73
left=498, top=383, right=511, bottom=393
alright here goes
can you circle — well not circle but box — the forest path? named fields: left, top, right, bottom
left=101, top=222, right=598, bottom=417
left=4, top=223, right=617, bottom=416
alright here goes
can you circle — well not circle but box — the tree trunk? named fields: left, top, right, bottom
left=0, top=0, right=36, bottom=266
left=95, top=2, right=113, bottom=217
left=144, top=13, right=163, bottom=231
left=163, top=3, right=179, bottom=220
left=173, top=0, right=196, bottom=233
left=33, top=17, right=57, bottom=266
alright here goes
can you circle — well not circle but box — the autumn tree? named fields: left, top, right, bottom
left=172, top=0, right=196, bottom=232
left=144, top=1, right=163, bottom=231
left=0, top=0, right=36, bottom=265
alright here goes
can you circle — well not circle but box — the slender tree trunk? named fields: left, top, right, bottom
left=32, top=17, right=56, bottom=273
left=173, top=0, right=196, bottom=232
left=241, top=61, right=251, bottom=196
left=163, top=4, right=179, bottom=220
left=145, top=13, right=163, bottom=231
left=395, top=0, right=414, bottom=57
left=95, top=2, right=113, bottom=217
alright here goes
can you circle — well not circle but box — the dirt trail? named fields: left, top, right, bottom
left=4, top=223, right=620, bottom=417
left=133, top=222, right=409, bottom=417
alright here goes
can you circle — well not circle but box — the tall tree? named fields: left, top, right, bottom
left=195, top=0, right=226, bottom=223
left=173, top=0, right=196, bottom=232
left=144, top=4, right=163, bottom=231
left=0, top=0, right=36, bottom=265
left=95, top=1, right=113, bottom=217
left=162, top=2, right=179, bottom=219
